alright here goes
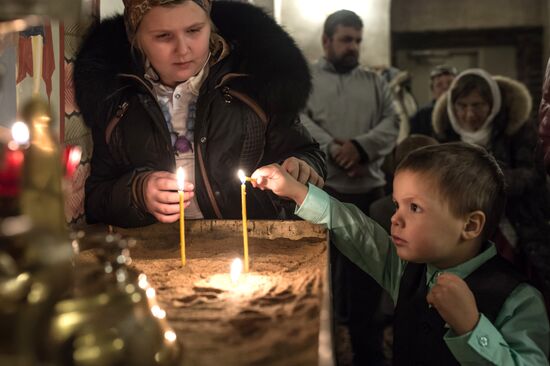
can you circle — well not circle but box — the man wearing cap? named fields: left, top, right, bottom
left=409, top=65, right=457, bottom=137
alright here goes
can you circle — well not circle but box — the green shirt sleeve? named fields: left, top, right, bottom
left=444, top=283, right=549, bottom=365
left=295, top=183, right=405, bottom=302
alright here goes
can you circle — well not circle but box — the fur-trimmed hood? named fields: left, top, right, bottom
left=74, top=1, right=311, bottom=128
left=432, top=74, right=532, bottom=139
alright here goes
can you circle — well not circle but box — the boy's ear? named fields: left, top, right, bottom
left=462, top=210, right=486, bottom=240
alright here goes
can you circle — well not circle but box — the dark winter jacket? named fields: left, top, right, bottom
left=74, top=1, right=326, bottom=227
left=433, top=75, right=550, bottom=287
left=538, top=58, right=550, bottom=174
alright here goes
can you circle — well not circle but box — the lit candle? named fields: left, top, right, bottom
left=0, top=122, right=29, bottom=197
left=230, top=258, right=243, bottom=284
left=237, top=169, right=250, bottom=272
left=0, top=147, right=24, bottom=197
left=177, top=167, right=186, bottom=266
left=62, top=145, right=82, bottom=179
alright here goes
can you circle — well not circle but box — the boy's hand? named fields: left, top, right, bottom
left=426, top=273, right=479, bottom=335
left=251, top=163, right=309, bottom=205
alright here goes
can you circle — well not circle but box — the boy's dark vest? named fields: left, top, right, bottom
left=393, top=255, right=525, bottom=365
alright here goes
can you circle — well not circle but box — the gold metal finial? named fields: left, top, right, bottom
left=19, top=96, right=66, bottom=235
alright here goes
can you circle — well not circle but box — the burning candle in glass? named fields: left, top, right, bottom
left=177, top=167, right=186, bottom=266
left=237, top=170, right=250, bottom=272
left=62, top=145, right=82, bottom=179
left=0, top=122, right=29, bottom=198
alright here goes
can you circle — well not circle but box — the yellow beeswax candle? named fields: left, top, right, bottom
left=238, top=170, right=250, bottom=272
left=177, top=167, right=186, bottom=266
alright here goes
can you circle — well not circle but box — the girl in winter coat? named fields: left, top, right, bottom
left=432, top=68, right=550, bottom=291
left=74, top=0, right=326, bottom=228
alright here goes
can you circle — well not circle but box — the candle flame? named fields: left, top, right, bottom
left=230, top=258, right=243, bottom=284
left=237, top=169, right=246, bottom=184
left=11, top=121, right=29, bottom=145
left=176, top=167, right=185, bottom=191
left=237, top=169, right=256, bottom=184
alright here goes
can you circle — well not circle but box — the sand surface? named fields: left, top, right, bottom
left=124, top=223, right=328, bottom=366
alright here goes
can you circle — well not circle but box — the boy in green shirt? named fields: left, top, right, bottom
left=251, top=142, right=549, bottom=365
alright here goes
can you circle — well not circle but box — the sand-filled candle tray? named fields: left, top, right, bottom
left=113, top=220, right=332, bottom=366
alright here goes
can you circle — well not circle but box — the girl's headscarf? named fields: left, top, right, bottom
left=123, top=0, right=212, bottom=43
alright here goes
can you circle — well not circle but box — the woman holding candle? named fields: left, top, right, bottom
left=74, top=0, right=326, bottom=227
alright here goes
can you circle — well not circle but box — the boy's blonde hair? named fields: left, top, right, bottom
left=396, top=142, right=506, bottom=240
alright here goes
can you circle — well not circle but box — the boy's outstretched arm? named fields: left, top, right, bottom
left=251, top=163, right=309, bottom=205
left=252, top=163, right=404, bottom=302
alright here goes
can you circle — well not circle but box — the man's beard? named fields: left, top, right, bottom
left=331, top=52, right=359, bottom=74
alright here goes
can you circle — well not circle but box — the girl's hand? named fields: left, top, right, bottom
left=143, top=171, right=194, bottom=223
left=251, top=163, right=309, bottom=205
left=281, top=157, right=324, bottom=188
